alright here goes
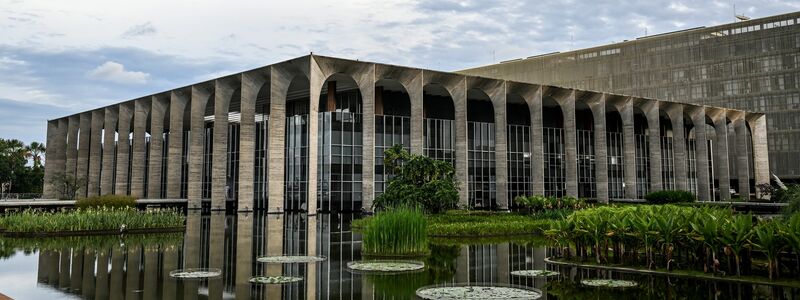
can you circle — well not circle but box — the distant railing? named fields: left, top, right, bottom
left=0, top=193, right=44, bottom=200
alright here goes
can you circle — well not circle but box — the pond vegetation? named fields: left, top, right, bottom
left=416, top=284, right=543, bottom=299
left=0, top=207, right=185, bottom=234
left=361, top=205, right=428, bottom=256
left=255, top=255, right=326, bottom=263
left=249, top=276, right=303, bottom=284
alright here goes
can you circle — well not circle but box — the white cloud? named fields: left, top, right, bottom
left=669, top=2, right=694, bottom=13
left=87, top=61, right=149, bottom=84
left=122, top=21, right=156, bottom=38
left=0, top=56, right=28, bottom=69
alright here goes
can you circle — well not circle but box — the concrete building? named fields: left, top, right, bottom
left=461, top=11, right=800, bottom=182
left=42, top=55, right=769, bottom=211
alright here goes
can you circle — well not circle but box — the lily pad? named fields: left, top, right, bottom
left=510, top=270, right=560, bottom=277
left=347, top=260, right=425, bottom=273
left=581, top=279, right=638, bottom=288
left=256, top=255, right=326, bottom=264
left=416, top=284, right=542, bottom=299
left=169, top=268, right=222, bottom=279
left=249, top=276, right=303, bottom=284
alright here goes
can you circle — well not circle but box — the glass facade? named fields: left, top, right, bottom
left=661, top=135, right=676, bottom=190
left=468, top=121, right=496, bottom=209
left=254, top=117, right=269, bottom=210
left=577, top=129, right=596, bottom=199
left=607, top=131, right=625, bottom=198
left=687, top=139, right=698, bottom=195
left=374, top=115, right=410, bottom=196
left=507, top=124, right=531, bottom=206
left=634, top=134, right=650, bottom=198
left=317, top=111, right=363, bottom=212
left=423, top=118, right=456, bottom=164
left=285, top=114, right=309, bottom=211
left=543, top=127, right=566, bottom=197
left=463, top=12, right=800, bottom=179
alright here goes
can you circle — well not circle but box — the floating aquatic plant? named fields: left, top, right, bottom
left=580, top=279, right=638, bottom=288
left=416, top=284, right=542, bottom=299
left=347, top=260, right=425, bottom=273
left=256, top=255, right=326, bottom=264
left=510, top=270, right=560, bottom=277
left=249, top=276, right=303, bottom=284
left=169, top=268, right=222, bottom=279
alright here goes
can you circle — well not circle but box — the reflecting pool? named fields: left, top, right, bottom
left=1, top=212, right=798, bottom=299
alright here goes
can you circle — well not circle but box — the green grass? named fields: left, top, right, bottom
left=362, top=206, right=428, bottom=256
left=355, top=209, right=565, bottom=238
left=0, top=207, right=185, bottom=233
left=76, top=194, right=137, bottom=209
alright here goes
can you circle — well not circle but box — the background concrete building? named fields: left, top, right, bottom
left=460, top=11, right=800, bottom=181
left=42, top=55, right=768, bottom=211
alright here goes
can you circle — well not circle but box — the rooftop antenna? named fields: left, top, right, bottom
left=733, top=3, right=750, bottom=21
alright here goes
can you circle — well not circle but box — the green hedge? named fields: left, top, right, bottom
left=76, top=195, right=137, bottom=209
left=643, top=190, right=695, bottom=204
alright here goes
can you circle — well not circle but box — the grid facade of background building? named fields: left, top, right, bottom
left=461, top=12, right=800, bottom=180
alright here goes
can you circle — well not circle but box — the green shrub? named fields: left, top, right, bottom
left=362, top=206, right=428, bottom=256
left=0, top=207, right=184, bottom=232
left=643, top=190, right=695, bottom=204
left=514, top=195, right=588, bottom=212
left=76, top=194, right=137, bottom=209
left=373, top=145, right=459, bottom=213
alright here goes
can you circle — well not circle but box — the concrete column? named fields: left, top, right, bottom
left=101, top=107, right=118, bottom=195
left=183, top=211, right=202, bottom=299
left=167, top=90, right=188, bottom=198
left=147, top=96, right=167, bottom=199
left=713, top=112, right=731, bottom=201
left=58, top=248, right=70, bottom=288
left=359, top=66, right=376, bottom=211
left=95, top=249, right=109, bottom=300
left=212, top=80, right=234, bottom=210
left=130, top=99, right=150, bottom=198
left=208, top=212, right=224, bottom=300
left=187, top=86, right=211, bottom=209
left=76, top=112, right=91, bottom=197
left=235, top=213, right=253, bottom=299
left=559, top=91, right=578, bottom=197
left=409, top=72, right=424, bottom=155
left=69, top=247, right=83, bottom=292
left=309, top=60, right=324, bottom=214
left=692, top=108, right=712, bottom=201
left=65, top=115, right=79, bottom=180
left=268, top=66, right=288, bottom=213
left=529, top=87, right=544, bottom=196
left=43, top=119, right=67, bottom=198
left=125, top=247, right=142, bottom=300
left=455, top=245, right=469, bottom=282
left=80, top=249, right=94, bottom=299
left=590, top=96, right=609, bottom=203
left=109, top=246, right=124, bottom=300
left=114, top=104, right=132, bottom=195
left=670, top=106, right=688, bottom=191
left=645, top=102, right=663, bottom=192
left=733, top=116, right=751, bottom=200
left=748, top=114, right=770, bottom=198
left=142, top=246, right=158, bottom=300
left=620, top=98, right=637, bottom=199
left=87, top=109, right=104, bottom=197
left=238, top=73, right=261, bottom=211
left=490, top=83, right=508, bottom=209
left=266, top=214, right=284, bottom=298
left=161, top=246, right=179, bottom=299
left=453, top=78, right=469, bottom=207
left=306, top=216, right=317, bottom=298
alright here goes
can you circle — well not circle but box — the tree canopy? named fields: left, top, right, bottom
left=373, top=145, right=459, bottom=213
left=0, top=138, right=45, bottom=196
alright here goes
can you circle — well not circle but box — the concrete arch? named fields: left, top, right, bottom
left=375, top=79, right=411, bottom=116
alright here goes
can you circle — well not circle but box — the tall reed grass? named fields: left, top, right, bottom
left=0, top=207, right=185, bottom=233
left=362, top=206, right=428, bottom=256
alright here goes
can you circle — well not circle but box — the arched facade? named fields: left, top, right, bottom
left=43, top=55, right=770, bottom=212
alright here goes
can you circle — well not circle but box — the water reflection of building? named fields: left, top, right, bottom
left=32, top=210, right=558, bottom=300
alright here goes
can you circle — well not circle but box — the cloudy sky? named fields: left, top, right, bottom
left=0, top=0, right=798, bottom=144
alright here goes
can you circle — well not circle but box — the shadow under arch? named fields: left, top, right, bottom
left=467, top=88, right=495, bottom=209
left=506, top=93, right=532, bottom=207
left=542, top=96, right=565, bottom=197
left=317, top=73, right=364, bottom=212
left=423, top=83, right=455, bottom=163
left=374, top=79, right=412, bottom=197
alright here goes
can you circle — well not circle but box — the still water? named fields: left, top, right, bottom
left=1, top=212, right=798, bottom=299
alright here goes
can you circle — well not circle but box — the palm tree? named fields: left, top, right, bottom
left=25, top=141, right=46, bottom=168
left=751, top=220, right=786, bottom=279
left=718, top=214, right=754, bottom=276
